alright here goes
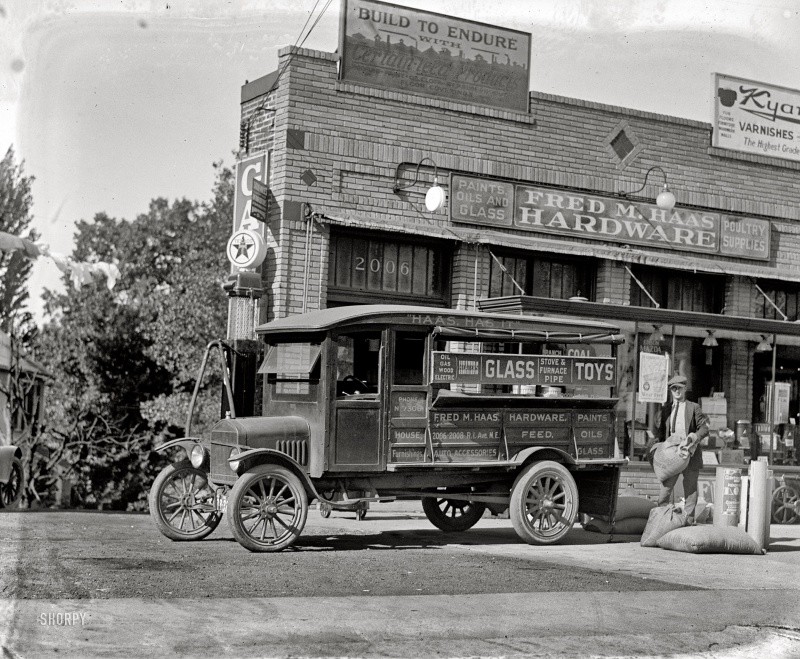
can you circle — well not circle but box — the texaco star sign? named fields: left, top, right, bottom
left=226, top=229, right=267, bottom=269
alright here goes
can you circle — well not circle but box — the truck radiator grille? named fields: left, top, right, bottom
left=276, top=439, right=308, bottom=466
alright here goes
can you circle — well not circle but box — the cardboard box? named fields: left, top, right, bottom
left=719, top=448, right=745, bottom=464
left=706, top=413, right=729, bottom=430
left=701, top=397, right=728, bottom=415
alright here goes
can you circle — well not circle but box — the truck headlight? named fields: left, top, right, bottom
left=229, top=447, right=243, bottom=472
left=190, top=444, right=206, bottom=468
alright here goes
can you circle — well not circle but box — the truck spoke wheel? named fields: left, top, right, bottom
left=227, top=465, right=308, bottom=552
left=510, top=461, right=578, bottom=544
left=148, top=459, right=221, bottom=541
left=422, top=495, right=486, bottom=532
left=772, top=485, right=800, bottom=524
left=0, top=456, right=24, bottom=509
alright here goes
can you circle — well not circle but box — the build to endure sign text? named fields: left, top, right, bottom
left=340, top=0, right=531, bottom=113
left=449, top=174, right=771, bottom=261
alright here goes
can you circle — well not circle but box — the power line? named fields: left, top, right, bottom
left=241, top=0, right=336, bottom=152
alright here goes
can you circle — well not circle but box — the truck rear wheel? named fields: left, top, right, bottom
left=510, top=461, right=578, bottom=544
left=422, top=495, right=486, bottom=532
left=227, top=464, right=308, bottom=552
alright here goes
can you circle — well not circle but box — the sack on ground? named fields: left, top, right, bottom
left=640, top=505, right=686, bottom=547
left=615, top=496, right=656, bottom=520
left=613, top=517, right=648, bottom=534
left=652, top=442, right=690, bottom=482
left=584, top=516, right=648, bottom=535
left=695, top=501, right=713, bottom=524
left=583, top=518, right=613, bottom=534
left=656, top=525, right=765, bottom=554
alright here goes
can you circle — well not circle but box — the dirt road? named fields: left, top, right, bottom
left=2, top=506, right=800, bottom=657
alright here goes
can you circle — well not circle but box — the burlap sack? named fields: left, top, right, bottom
left=657, top=526, right=765, bottom=555
left=652, top=441, right=689, bottom=482
left=640, top=504, right=686, bottom=547
left=584, top=516, right=648, bottom=535
left=615, top=496, right=656, bottom=520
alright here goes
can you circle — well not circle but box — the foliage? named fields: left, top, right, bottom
left=0, top=147, right=46, bottom=505
left=33, top=161, right=233, bottom=510
left=0, top=146, right=38, bottom=347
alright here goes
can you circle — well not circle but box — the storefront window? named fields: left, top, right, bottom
left=755, top=279, right=800, bottom=321
left=629, top=266, right=725, bottom=313
left=328, top=231, right=450, bottom=305
left=488, top=251, right=596, bottom=300
left=621, top=331, right=724, bottom=460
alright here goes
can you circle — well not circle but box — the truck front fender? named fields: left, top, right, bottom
left=0, top=445, right=22, bottom=484
left=230, top=448, right=320, bottom=499
left=153, top=437, right=203, bottom=462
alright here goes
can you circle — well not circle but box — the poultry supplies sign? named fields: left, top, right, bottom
left=340, top=0, right=531, bottom=112
left=713, top=73, right=800, bottom=164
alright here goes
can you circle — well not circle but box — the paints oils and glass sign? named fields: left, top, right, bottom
left=450, top=174, right=771, bottom=261
left=340, top=0, right=531, bottom=113
left=713, top=73, right=800, bottom=164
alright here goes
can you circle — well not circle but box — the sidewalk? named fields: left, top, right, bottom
left=317, top=500, right=800, bottom=592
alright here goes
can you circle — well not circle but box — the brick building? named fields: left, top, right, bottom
left=231, top=44, right=800, bottom=497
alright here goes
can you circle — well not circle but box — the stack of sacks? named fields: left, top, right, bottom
left=640, top=505, right=686, bottom=547
left=583, top=496, right=656, bottom=535
left=694, top=500, right=713, bottom=524
left=671, top=497, right=713, bottom=524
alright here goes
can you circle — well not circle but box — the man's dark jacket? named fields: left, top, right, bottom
left=652, top=400, right=709, bottom=470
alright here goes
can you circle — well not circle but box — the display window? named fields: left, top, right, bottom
left=628, top=265, right=725, bottom=313
left=622, top=330, right=724, bottom=460
left=328, top=231, right=451, bottom=306
left=754, top=279, right=800, bottom=322
left=487, top=251, right=596, bottom=300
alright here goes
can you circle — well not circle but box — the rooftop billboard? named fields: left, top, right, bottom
left=340, top=0, right=531, bottom=112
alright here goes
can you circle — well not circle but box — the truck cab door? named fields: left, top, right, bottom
left=386, top=330, right=429, bottom=465
left=330, top=330, right=383, bottom=471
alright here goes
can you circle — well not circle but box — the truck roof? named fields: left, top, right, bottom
left=256, top=304, right=622, bottom=340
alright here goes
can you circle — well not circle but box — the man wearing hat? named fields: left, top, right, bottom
left=648, top=374, right=709, bottom=524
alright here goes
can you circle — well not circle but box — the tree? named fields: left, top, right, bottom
left=0, top=147, right=45, bottom=507
left=34, top=161, right=234, bottom=509
left=0, top=147, right=38, bottom=348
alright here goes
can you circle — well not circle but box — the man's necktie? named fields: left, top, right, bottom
left=670, top=404, right=678, bottom=434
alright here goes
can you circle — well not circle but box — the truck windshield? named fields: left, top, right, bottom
left=260, top=343, right=322, bottom=398
left=260, top=343, right=322, bottom=377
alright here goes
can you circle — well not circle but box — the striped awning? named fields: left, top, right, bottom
left=317, top=212, right=800, bottom=283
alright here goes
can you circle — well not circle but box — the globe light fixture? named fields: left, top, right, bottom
left=393, top=157, right=446, bottom=212
left=619, top=166, right=676, bottom=211
left=424, top=178, right=446, bottom=212
left=756, top=335, right=773, bottom=352
left=651, top=324, right=665, bottom=343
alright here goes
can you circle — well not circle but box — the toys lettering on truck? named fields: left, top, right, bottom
left=148, top=305, right=626, bottom=552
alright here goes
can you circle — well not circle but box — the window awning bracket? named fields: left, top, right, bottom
left=754, top=282, right=788, bottom=321
left=624, top=265, right=660, bottom=309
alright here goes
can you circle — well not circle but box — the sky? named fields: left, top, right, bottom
left=1, top=0, right=800, bottom=322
